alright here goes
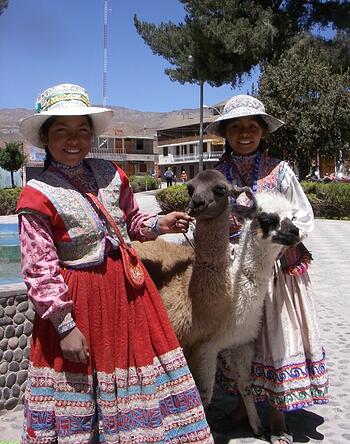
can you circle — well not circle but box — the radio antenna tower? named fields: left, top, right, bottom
left=103, top=0, right=108, bottom=107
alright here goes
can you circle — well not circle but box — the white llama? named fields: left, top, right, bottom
left=133, top=169, right=300, bottom=435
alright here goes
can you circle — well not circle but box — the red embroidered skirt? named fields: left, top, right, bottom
left=23, top=253, right=213, bottom=443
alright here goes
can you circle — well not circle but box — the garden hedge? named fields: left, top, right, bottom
left=0, top=187, right=22, bottom=215
left=155, top=184, right=189, bottom=214
left=156, top=182, right=350, bottom=220
left=129, top=175, right=158, bottom=193
left=301, top=181, right=350, bottom=219
left=0, top=176, right=157, bottom=216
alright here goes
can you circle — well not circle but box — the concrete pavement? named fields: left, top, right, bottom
left=1, top=189, right=350, bottom=442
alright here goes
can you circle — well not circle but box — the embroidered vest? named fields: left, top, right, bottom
left=17, top=159, right=130, bottom=268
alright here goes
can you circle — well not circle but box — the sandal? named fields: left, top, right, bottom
left=270, top=430, right=293, bottom=444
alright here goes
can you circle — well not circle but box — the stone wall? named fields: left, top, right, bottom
left=0, top=283, right=32, bottom=411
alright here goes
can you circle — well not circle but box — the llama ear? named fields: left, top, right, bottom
left=231, top=186, right=251, bottom=198
left=230, top=186, right=258, bottom=219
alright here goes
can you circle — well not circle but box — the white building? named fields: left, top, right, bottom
left=157, top=105, right=225, bottom=180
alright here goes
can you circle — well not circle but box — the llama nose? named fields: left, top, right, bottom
left=190, top=195, right=206, bottom=210
left=281, top=219, right=299, bottom=236
left=290, top=225, right=299, bottom=236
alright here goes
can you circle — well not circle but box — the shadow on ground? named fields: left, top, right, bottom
left=207, top=386, right=325, bottom=443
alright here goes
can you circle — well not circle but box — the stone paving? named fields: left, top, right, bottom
left=1, top=189, right=350, bottom=442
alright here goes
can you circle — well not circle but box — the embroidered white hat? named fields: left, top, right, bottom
left=19, top=83, right=114, bottom=148
left=206, top=94, right=285, bottom=137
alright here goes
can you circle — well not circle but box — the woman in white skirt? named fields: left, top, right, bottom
left=206, top=95, right=329, bottom=444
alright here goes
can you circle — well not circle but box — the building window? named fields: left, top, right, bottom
left=189, top=145, right=194, bottom=154
left=203, top=142, right=208, bottom=153
left=176, top=146, right=180, bottom=156
left=136, top=140, right=143, bottom=150
left=163, top=147, right=168, bottom=156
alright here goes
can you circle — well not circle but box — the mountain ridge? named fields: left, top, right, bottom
left=0, top=105, right=205, bottom=145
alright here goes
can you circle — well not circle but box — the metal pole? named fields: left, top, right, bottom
left=103, top=0, right=108, bottom=107
left=198, top=80, right=204, bottom=173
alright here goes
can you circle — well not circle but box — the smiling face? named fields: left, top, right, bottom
left=40, top=116, right=93, bottom=167
left=225, top=116, right=266, bottom=155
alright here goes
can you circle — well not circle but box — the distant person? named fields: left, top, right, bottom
left=17, top=83, right=213, bottom=443
left=181, top=170, right=188, bottom=183
left=164, top=166, right=174, bottom=187
left=336, top=160, right=347, bottom=179
left=157, top=174, right=162, bottom=188
left=207, top=94, right=328, bottom=444
left=307, top=165, right=320, bottom=182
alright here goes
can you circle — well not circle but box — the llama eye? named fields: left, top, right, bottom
left=258, top=212, right=280, bottom=233
left=213, top=185, right=227, bottom=196
left=187, top=184, right=194, bottom=196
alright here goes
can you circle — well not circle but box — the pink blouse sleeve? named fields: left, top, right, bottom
left=19, top=213, right=75, bottom=334
left=118, top=169, right=161, bottom=241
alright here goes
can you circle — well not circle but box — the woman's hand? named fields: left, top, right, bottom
left=157, top=212, right=193, bottom=234
left=60, top=327, right=90, bottom=364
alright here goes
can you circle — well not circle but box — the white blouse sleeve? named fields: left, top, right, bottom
left=280, top=163, right=314, bottom=240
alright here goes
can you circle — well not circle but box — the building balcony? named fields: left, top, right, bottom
left=87, top=152, right=156, bottom=162
left=158, top=151, right=223, bottom=165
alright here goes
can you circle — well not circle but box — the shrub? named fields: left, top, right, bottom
left=0, top=187, right=22, bottom=215
left=301, top=181, right=350, bottom=219
left=155, top=181, right=350, bottom=219
left=129, top=175, right=158, bottom=193
left=156, top=184, right=189, bottom=214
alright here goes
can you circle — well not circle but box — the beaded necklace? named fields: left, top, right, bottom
left=226, top=151, right=261, bottom=239
left=226, top=150, right=261, bottom=193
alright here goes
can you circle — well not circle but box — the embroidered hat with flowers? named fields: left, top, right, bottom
left=19, top=83, right=113, bottom=149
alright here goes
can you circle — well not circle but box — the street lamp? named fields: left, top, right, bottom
left=188, top=55, right=204, bottom=173
left=198, top=80, right=204, bottom=173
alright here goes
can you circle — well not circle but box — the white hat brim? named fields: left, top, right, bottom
left=205, top=107, right=285, bottom=137
left=19, top=107, right=114, bottom=149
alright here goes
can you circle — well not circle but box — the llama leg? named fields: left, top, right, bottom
left=233, top=343, right=264, bottom=437
left=187, top=342, right=218, bottom=407
left=221, top=344, right=264, bottom=436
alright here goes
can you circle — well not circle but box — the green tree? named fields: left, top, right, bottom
left=258, top=42, right=350, bottom=178
left=0, top=0, right=8, bottom=15
left=134, top=0, right=349, bottom=87
left=0, top=142, right=27, bottom=188
left=290, top=32, right=350, bottom=74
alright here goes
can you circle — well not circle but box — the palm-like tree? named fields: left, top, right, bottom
left=0, top=142, right=27, bottom=188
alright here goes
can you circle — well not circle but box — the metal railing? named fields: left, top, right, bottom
left=158, top=150, right=223, bottom=164
left=87, top=153, right=155, bottom=162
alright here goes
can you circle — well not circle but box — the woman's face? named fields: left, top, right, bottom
left=41, top=116, right=93, bottom=167
left=225, top=116, right=266, bottom=155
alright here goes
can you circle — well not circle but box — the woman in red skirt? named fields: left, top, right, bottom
left=17, top=83, right=213, bottom=443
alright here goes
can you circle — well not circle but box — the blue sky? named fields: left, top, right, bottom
left=0, top=1, right=335, bottom=113
left=0, top=0, right=257, bottom=112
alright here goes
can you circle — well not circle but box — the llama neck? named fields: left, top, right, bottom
left=232, top=221, right=281, bottom=322
left=194, top=206, right=230, bottom=265
left=189, top=205, right=232, bottom=305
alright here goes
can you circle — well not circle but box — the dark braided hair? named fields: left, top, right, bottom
left=43, top=147, right=53, bottom=170
left=40, top=115, right=93, bottom=170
